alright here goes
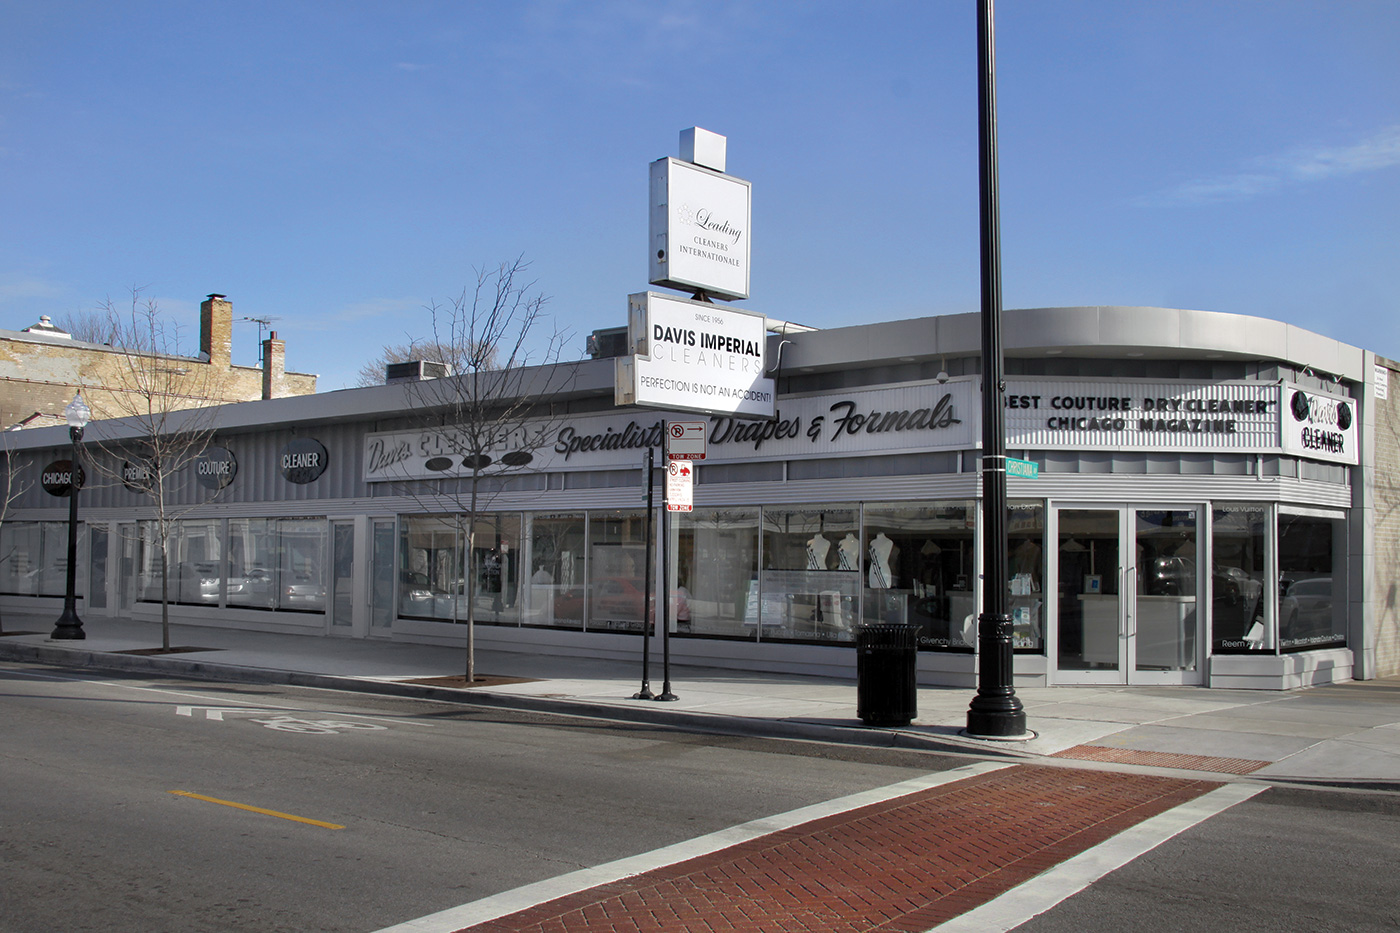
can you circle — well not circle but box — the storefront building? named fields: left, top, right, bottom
left=4, top=306, right=1397, bottom=690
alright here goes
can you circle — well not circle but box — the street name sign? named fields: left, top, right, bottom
left=1006, top=457, right=1039, bottom=479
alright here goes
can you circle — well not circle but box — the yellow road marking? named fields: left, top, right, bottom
left=169, top=790, right=345, bottom=829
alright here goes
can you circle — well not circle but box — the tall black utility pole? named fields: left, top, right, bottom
left=967, top=0, right=1027, bottom=738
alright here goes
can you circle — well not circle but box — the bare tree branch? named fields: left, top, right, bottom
left=396, top=258, right=575, bottom=681
left=81, top=287, right=233, bottom=649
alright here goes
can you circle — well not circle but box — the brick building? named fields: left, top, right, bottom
left=1, top=294, right=317, bottom=430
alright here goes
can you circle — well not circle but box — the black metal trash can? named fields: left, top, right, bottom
left=856, top=623, right=918, bottom=726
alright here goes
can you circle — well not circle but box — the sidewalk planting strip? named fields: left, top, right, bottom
left=443, top=765, right=1220, bottom=933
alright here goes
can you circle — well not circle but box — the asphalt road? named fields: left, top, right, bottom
left=0, top=660, right=966, bottom=932
left=1012, top=783, right=1400, bottom=933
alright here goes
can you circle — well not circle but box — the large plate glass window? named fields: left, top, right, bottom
left=861, top=502, right=976, bottom=651
left=1278, top=510, right=1346, bottom=651
left=1008, top=501, right=1046, bottom=653
left=0, top=521, right=70, bottom=597
left=470, top=514, right=521, bottom=626
left=760, top=506, right=860, bottom=643
left=525, top=513, right=586, bottom=629
left=587, top=510, right=650, bottom=633
left=672, top=507, right=759, bottom=640
left=1211, top=504, right=1271, bottom=654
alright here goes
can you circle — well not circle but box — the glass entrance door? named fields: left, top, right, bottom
left=329, top=521, right=358, bottom=635
left=1053, top=506, right=1202, bottom=685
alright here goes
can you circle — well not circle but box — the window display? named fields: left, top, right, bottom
left=1278, top=512, right=1345, bottom=651
left=525, top=513, right=585, bottom=629
left=1212, top=505, right=1270, bottom=654
left=860, top=502, right=976, bottom=650
left=761, top=507, right=859, bottom=642
left=587, top=510, right=650, bottom=632
left=672, top=507, right=759, bottom=639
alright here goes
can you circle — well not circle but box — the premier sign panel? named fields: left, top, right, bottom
left=649, top=158, right=751, bottom=300
left=625, top=292, right=775, bottom=420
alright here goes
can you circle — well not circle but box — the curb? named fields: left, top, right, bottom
left=0, top=640, right=1027, bottom=761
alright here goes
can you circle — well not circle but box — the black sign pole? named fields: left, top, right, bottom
left=967, top=0, right=1027, bottom=738
left=632, top=448, right=656, bottom=699
left=657, top=470, right=678, bottom=702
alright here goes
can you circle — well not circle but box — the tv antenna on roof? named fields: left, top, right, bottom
left=236, top=316, right=281, bottom=365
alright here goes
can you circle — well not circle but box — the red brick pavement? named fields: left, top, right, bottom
left=454, top=765, right=1221, bottom=933
left=1054, top=744, right=1271, bottom=775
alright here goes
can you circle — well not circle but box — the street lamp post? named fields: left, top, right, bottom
left=966, top=0, right=1027, bottom=738
left=51, top=392, right=91, bottom=640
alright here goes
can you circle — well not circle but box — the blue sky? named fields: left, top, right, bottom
left=2, top=1, right=1397, bottom=389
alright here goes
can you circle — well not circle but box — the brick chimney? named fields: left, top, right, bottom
left=200, top=294, right=233, bottom=370
left=262, top=330, right=286, bottom=399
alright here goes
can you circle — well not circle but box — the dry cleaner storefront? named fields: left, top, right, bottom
left=4, top=306, right=1395, bottom=691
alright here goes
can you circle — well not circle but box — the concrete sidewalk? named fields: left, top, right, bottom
left=3, top=611, right=1398, bottom=787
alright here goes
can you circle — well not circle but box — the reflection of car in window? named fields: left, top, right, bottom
left=1145, top=556, right=1196, bottom=596
left=401, top=571, right=434, bottom=604
left=281, top=571, right=326, bottom=608
left=1281, top=577, right=1332, bottom=636
left=177, top=561, right=223, bottom=603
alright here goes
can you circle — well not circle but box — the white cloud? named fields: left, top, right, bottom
left=0, top=274, right=67, bottom=305
left=1136, top=124, right=1400, bottom=207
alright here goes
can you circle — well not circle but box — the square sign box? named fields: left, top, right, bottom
left=649, top=157, right=751, bottom=300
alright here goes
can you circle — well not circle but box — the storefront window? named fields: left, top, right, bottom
left=1008, top=501, right=1045, bottom=653
left=1212, top=505, right=1270, bottom=654
left=587, top=510, right=650, bottom=633
left=370, top=520, right=395, bottom=629
left=470, top=514, right=521, bottom=625
left=760, top=507, right=860, bottom=643
left=673, top=507, right=759, bottom=640
left=861, top=502, right=976, bottom=651
left=399, top=515, right=460, bottom=620
left=172, top=519, right=224, bottom=606
left=228, top=518, right=276, bottom=609
left=0, top=521, right=69, bottom=597
left=1278, top=512, right=1346, bottom=651
left=223, top=517, right=327, bottom=612
left=525, top=513, right=585, bottom=629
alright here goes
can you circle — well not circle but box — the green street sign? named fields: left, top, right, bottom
left=1006, top=457, right=1039, bottom=479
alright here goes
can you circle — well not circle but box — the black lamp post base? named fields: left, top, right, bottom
left=51, top=609, right=85, bottom=640
left=966, top=698, right=1027, bottom=739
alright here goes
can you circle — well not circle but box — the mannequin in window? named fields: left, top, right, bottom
left=838, top=533, right=861, bottom=571
left=806, top=533, right=831, bottom=570
left=1012, top=538, right=1042, bottom=593
left=868, top=533, right=897, bottom=588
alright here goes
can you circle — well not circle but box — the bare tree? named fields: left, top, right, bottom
left=0, top=433, right=34, bottom=634
left=83, top=289, right=232, bottom=650
left=57, top=309, right=119, bottom=345
left=399, top=259, right=574, bottom=682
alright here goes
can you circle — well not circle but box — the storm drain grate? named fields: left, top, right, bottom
left=1054, top=745, right=1271, bottom=774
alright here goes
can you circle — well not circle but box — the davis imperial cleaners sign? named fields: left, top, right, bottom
left=617, top=292, right=776, bottom=420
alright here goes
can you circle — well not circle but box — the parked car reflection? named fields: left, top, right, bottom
left=1280, top=577, right=1332, bottom=638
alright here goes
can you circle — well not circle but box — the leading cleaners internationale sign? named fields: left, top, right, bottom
left=649, top=157, right=751, bottom=300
